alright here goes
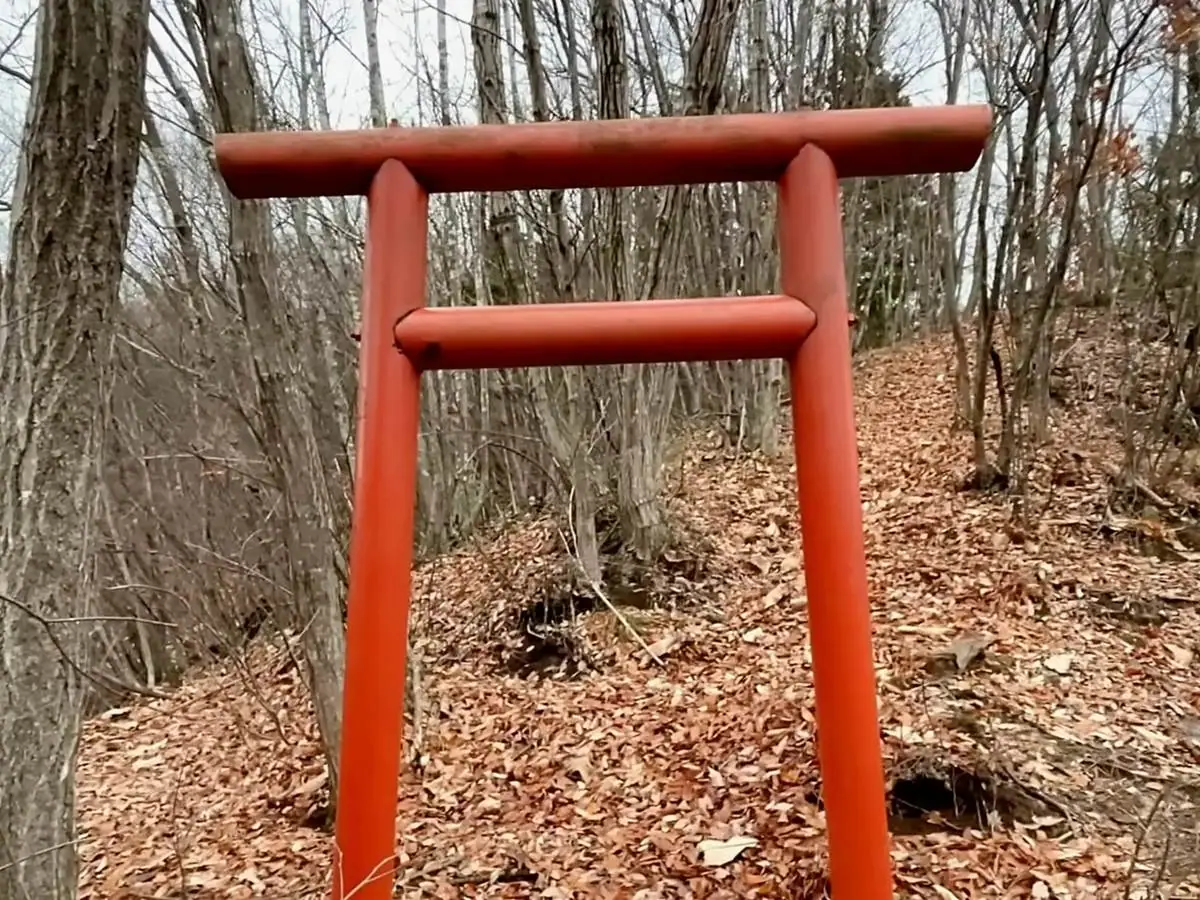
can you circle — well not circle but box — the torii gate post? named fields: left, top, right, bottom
left=215, top=104, right=991, bottom=900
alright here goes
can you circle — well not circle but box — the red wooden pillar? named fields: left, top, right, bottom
left=332, top=160, right=427, bottom=900
left=778, top=145, right=893, bottom=900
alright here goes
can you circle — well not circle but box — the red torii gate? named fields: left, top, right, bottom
left=215, top=104, right=991, bottom=900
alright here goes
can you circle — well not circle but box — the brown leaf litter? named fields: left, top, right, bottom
left=76, top=333, right=1200, bottom=898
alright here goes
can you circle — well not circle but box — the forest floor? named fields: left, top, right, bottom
left=76, top=331, right=1200, bottom=899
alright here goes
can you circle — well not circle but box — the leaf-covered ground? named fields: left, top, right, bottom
left=77, top=334, right=1200, bottom=898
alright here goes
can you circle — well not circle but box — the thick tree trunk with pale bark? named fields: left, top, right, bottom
left=0, top=1, right=150, bottom=897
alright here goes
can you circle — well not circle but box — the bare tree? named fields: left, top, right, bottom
left=0, top=0, right=151, bottom=896
left=192, top=0, right=351, bottom=811
left=964, top=0, right=1157, bottom=496
left=362, top=0, right=387, bottom=126
left=930, top=0, right=974, bottom=424
left=1110, top=17, right=1200, bottom=492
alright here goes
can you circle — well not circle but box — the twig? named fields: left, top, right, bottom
left=583, top=565, right=665, bottom=666
left=0, top=839, right=83, bottom=876
left=0, top=592, right=173, bottom=700
left=555, top=519, right=664, bottom=666
left=559, top=477, right=665, bottom=664
left=335, top=847, right=399, bottom=899
left=2, top=591, right=175, bottom=627
left=1123, top=779, right=1177, bottom=900
left=1149, top=821, right=1172, bottom=899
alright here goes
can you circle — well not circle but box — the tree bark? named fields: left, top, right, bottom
left=0, top=1, right=151, bottom=896
left=195, top=0, right=351, bottom=812
left=362, top=0, right=387, bottom=127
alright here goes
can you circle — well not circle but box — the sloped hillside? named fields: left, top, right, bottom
left=76, top=335, right=1200, bottom=899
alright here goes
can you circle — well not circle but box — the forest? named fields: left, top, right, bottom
left=0, top=0, right=1199, bottom=896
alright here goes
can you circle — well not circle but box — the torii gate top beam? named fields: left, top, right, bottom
left=215, top=104, right=992, bottom=199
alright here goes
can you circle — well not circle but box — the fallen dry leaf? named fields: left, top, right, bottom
left=1042, top=653, right=1075, bottom=675
left=643, top=631, right=684, bottom=659
left=697, top=835, right=759, bottom=866
left=762, top=584, right=788, bottom=609
left=1166, top=643, right=1194, bottom=669
left=70, top=333, right=1200, bottom=899
left=948, top=631, right=993, bottom=670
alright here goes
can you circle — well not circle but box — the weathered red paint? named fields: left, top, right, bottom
left=215, top=105, right=991, bottom=197
left=331, top=160, right=425, bottom=900
left=209, top=106, right=992, bottom=900
left=781, top=145, right=893, bottom=899
left=393, top=295, right=815, bottom=370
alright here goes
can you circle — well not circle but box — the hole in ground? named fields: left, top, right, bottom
left=497, top=511, right=719, bottom=678
left=887, top=762, right=1059, bottom=836
left=503, top=588, right=598, bottom=678
left=889, top=771, right=993, bottom=834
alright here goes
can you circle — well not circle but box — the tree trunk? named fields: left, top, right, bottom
left=0, top=1, right=150, bottom=897
left=746, top=0, right=783, bottom=454
left=196, top=0, right=351, bottom=811
left=362, top=0, right=387, bottom=126
left=932, top=0, right=972, bottom=426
